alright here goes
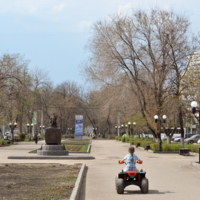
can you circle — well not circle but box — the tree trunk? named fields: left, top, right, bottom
left=167, top=135, right=172, bottom=144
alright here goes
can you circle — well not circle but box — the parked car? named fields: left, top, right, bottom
left=172, top=136, right=181, bottom=141
left=184, top=133, right=194, bottom=139
left=4, top=132, right=11, bottom=136
left=197, top=139, right=200, bottom=144
left=4, top=132, right=18, bottom=137
left=185, top=134, right=200, bottom=144
left=161, top=135, right=167, bottom=141
left=174, top=137, right=181, bottom=142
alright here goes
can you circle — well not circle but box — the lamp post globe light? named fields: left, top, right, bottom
left=115, top=126, right=118, bottom=136
left=121, top=124, right=124, bottom=135
left=162, top=115, right=167, bottom=123
left=27, top=123, right=33, bottom=140
left=10, top=122, right=17, bottom=144
left=191, top=101, right=198, bottom=114
left=154, top=115, right=167, bottom=152
left=40, top=125, right=45, bottom=136
left=154, top=115, right=158, bottom=123
left=132, top=122, right=136, bottom=138
left=128, top=122, right=131, bottom=138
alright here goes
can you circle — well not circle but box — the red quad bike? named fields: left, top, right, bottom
left=115, top=160, right=149, bottom=194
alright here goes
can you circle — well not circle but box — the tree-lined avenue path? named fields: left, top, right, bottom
left=0, top=139, right=200, bottom=200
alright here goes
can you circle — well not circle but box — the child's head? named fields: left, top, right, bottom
left=129, top=146, right=135, bottom=154
left=129, top=146, right=135, bottom=162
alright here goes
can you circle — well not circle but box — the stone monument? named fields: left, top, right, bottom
left=37, top=114, right=68, bottom=156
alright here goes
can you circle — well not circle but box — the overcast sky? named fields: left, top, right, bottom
left=0, top=0, right=199, bottom=86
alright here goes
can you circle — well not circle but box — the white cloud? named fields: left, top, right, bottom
left=162, top=5, right=170, bottom=11
left=118, top=3, right=132, bottom=16
left=53, top=3, right=67, bottom=12
left=0, top=0, right=68, bottom=15
left=78, top=20, right=93, bottom=32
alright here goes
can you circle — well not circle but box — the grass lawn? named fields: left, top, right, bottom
left=30, top=144, right=89, bottom=153
left=64, top=144, right=89, bottom=152
left=0, top=163, right=81, bottom=200
left=64, top=139, right=90, bottom=143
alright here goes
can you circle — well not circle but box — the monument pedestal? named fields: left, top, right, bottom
left=37, top=145, right=68, bottom=156
left=45, top=127, right=61, bottom=145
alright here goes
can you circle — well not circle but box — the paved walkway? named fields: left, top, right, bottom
left=79, top=140, right=200, bottom=200
left=0, top=139, right=200, bottom=200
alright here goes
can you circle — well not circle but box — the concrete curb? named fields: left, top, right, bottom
left=69, top=163, right=86, bottom=200
left=148, top=150, right=179, bottom=154
left=8, top=155, right=95, bottom=160
left=87, top=144, right=91, bottom=153
left=190, top=152, right=199, bottom=156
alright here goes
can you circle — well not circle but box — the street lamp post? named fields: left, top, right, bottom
left=9, top=122, right=17, bottom=144
left=191, top=101, right=200, bottom=163
left=118, top=126, right=120, bottom=136
left=39, top=125, right=45, bottom=135
left=191, top=101, right=200, bottom=130
left=115, top=126, right=118, bottom=136
left=68, top=128, right=72, bottom=134
left=133, top=122, right=136, bottom=138
left=95, top=127, right=98, bottom=135
left=121, top=124, right=124, bottom=135
left=154, top=115, right=167, bottom=152
left=128, top=122, right=131, bottom=138
left=27, top=123, right=33, bottom=140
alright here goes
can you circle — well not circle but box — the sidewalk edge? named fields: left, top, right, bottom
left=69, top=163, right=86, bottom=200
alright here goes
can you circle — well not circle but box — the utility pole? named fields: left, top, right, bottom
left=118, top=112, right=120, bottom=137
left=41, top=106, right=44, bottom=136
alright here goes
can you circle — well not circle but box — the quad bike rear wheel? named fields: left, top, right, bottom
left=115, top=177, right=124, bottom=194
left=141, top=178, right=149, bottom=194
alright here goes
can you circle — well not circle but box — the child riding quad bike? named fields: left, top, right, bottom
left=115, top=147, right=149, bottom=194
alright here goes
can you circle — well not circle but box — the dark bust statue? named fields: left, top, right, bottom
left=49, top=113, right=57, bottom=127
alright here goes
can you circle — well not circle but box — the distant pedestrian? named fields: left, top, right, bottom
left=33, top=131, right=38, bottom=144
left=99, top=133, right=100, bottom=137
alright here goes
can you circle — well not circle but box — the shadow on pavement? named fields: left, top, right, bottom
left=124, top=190, right=173, bottom=195
left=79, top=166, right=88, bottom=200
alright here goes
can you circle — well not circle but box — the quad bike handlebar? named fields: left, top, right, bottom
left=118, top=160, right=143, bottom=164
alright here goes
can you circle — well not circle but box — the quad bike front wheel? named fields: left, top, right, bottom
left=141, top=178, right=149, bottom=194
left=115, top=177, right=124, bottom=194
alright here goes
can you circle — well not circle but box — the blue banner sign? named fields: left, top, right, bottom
left=75, top=115, right=83, bottom=135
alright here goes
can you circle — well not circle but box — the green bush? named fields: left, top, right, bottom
left=121, top=137, right=125, bottom=142
left=0, top=140, right=4, bottom=145
left=150, top=143, right=159, bottom=151
left=0, top=139, right=7, bottom=145
left=19, top=132, right=25, bottom=141
left=129, top=138, right=134, bottom=145
left=190, top=145, right=199, bottom=153
left=170, top=144, right=181, bottom=152
left=126, top=138, right=129, bottom=142
left=118, top=137, right=121, bottom=141
left=162, top=144, right=173, bottom=151
left=115, top=136, right=118, bottom=140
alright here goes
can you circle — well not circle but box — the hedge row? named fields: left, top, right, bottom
left=115, top=136, right=200, bottom=153
left=0, top=139, right=8, bottom=146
